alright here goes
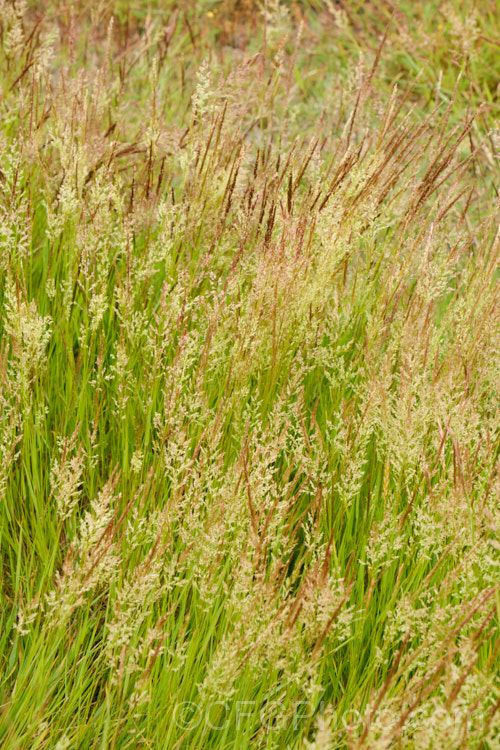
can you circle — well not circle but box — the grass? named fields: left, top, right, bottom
left=0, top=1, right=499, bottom=748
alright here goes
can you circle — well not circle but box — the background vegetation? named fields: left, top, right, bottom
left=0, top=0, right=499, bottom=747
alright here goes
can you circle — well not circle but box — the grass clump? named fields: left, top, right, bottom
left=0, top=1, right=499, bottom=748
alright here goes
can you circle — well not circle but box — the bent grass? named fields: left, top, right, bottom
left=0, top=1, right=499, bottom=748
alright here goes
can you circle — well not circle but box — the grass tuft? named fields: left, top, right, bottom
left=0, top=1, right=499, bottom=748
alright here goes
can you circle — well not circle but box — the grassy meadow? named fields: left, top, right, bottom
left=0, top=0, right=499, bottom=747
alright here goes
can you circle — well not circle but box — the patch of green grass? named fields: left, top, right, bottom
left=0, top=1, right=499, bottom=748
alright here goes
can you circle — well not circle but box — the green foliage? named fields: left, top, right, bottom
left=0, top=1, right=499, bottom=748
